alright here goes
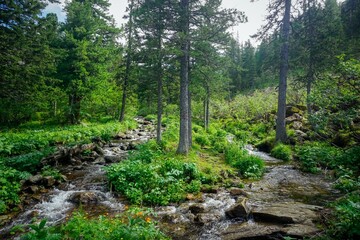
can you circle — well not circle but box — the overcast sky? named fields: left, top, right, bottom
left=44, top=0, right=270, bottom=45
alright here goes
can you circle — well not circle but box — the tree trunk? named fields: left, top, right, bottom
left=188, top=87, right=192, bottom=148
left=306, top=0, right=315, bottom=116
left=156, top=21, right=163, bottom=143
left=119, top=0, right=134, bottom=122
left=177, top=0, right=190, bottom=154
left=204, top=84, right=210, bottom=131
left=69, top=93, right=81, bottom=124
left=275, top=0, right=291, bottom=143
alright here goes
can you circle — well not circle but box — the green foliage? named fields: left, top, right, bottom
left=295, top=143, right=360, bottom=176
left=2, top=148, right=55, bottom=173
left=225, top=144, right=264, bottom=179
left=21, top=209, right=169, bottom=240
left=61, top=209, right=168, bottom=240
left=21, top=219, right=61, bottom=240
left=295, top=142, right=341, bottom=173
left=0, top=120, right=136, bottom=157
left=41, top=166, right=63, bottom=181
left=271, top=143, right=292, bottom=161
left=0, top=164, right=23, bottom=214
left=106, top=142, right=203, bottom=205
left=309, top=57, right=360, bottom=137
left=327, top=193, right=360, bottom=239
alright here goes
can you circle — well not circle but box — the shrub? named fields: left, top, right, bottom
left=328, top=193, right=360, bottom=239
left=233, top=155, right=265, bottom=179
left=21, top=208, right=169, bottom=240
left=225, top=144, right=264, bottom=179
left=295, top=142, right=341, bottom=173
left=271, top=143, right=292, bottom=161
left=3, top=148, right=55, bottom=173
left=0, top=165, right=23, bottom=213
left=106, top=143, right=202, bottom=205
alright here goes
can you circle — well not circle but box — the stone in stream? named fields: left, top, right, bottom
left=194, top=212, right=221, bottom=225
left=225, top=197, right=250, bottom=220
left=252, top=202, right=322, bottom=224
left=229, top=188, right=249, bottom=197
left=68, top=192, right=105, bottom=205
left=189, top=204, right=207, bottom=214
left=221, top=221, right=320, bottom=240
left=28, top=174, right=43, bottom=184
left=43, top=176, right=56, bottom=187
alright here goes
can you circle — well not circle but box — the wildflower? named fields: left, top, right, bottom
left=145, top=217, right=151, bottom=223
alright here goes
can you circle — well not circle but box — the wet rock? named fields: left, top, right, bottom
left=43, top=176, right=56, bottom=187
left=283, top=223, right=320, bottom=237
left=68, top=192, right=104, bottom=205
left=195, top=212, right=221, bottom=225
left=94, top=157, right=105, bottom=165
left=28, top=174, right=43, bottom=184
left=252, top=202, right=321, bottom=224
left=73, top=165, right=84, bottom=170
left=0, top=215, right=12, bottom=226
left=189, top=204, right=206, bottom=214
left=138, top=132, right=148, bottom=137
left=229, top=188, right=249, bottom=197
left=162, top=213, right=188, bottom=224
left=104, top=155, right=122, bottom=163
left=222, top=222, right=283, bottom=240
left=225, top=197, right=250, bottom=220
left=115, top=133, right=126, bottom=139
left=201, top=186, right=219, bottom=194
left=28, top=185, right=40, bottom=194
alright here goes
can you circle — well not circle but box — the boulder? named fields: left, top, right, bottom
left=229, top=188, right=249, bottom=197
left=286, top=106, right=301, bottom=117
left=292, top=121, right=303, bottom=130
left=28, top=175, right=43, bottom=184
left=43, top=176, right=56, bottom=187
left=222, top=222, right=282, bottom=240
left=252, top=202, right=321, bottom=224
left=68, top=191, right=104, bottom=205
left=194, top=212, right=221, bottom=225
left=189, top=204, right=206, bottom=214
left=225, top=197, right=250, bottom=220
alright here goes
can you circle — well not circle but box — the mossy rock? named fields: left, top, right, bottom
left=295, top=104, right=307, bottom=111
left=286, top=106, right=302, bottom=117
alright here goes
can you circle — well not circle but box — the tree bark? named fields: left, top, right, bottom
left=119, top=0, right=134, bottom=122
left=275, top=0, right=291, bottom=143
left=204, top=83, right=210, bottom=131
left=69, top=93, right=81, bottom=124
left=177, top=0, right=190, bottom=154
left=156, top=18, right=163, bottom=143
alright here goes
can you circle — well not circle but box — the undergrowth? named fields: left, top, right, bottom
left=20, top=208, right=169, bottom=240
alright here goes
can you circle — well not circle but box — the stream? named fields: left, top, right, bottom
left=0, top=120, right=340, bottom=239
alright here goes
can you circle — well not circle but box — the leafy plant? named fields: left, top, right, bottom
left=0, top=165, right=23, bottom=213
left=21, top=219, right=61, bottom=240
left=328, top=193, right=360, bottom=239
left=271, top=143, right=292, bottom=161
left=225, top=144, right=264, bottom=179
left=106, top=142, right=203, bottom=205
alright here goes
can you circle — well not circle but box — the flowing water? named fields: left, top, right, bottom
left=0, top=127, right=340, bottom=239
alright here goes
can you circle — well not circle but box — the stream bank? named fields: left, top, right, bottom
left=0, top=118, right=340, bottom=239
